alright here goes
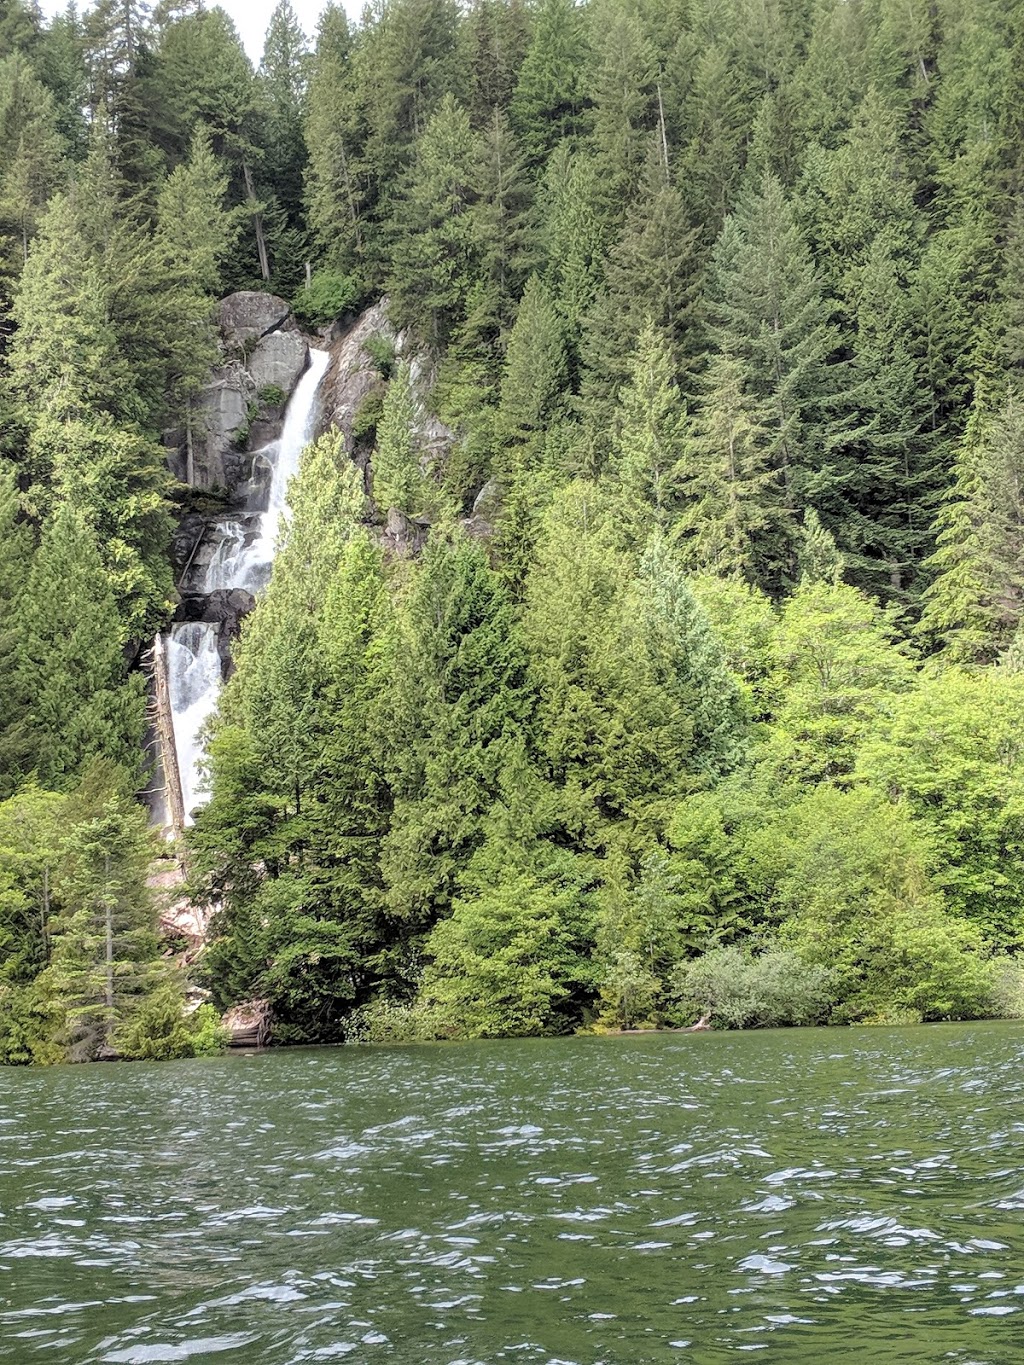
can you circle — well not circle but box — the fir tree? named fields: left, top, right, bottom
left=704, top=173, right=842, bottom=584
left=303, top=3, right=364, bottom=277
left=0, top=52, right=64, bottom=275
left=388, top=93, right=480, bottom=345
left=258, top=0, right=310, bottom=231
left=607, top=320, right=686, bottom=545
left=918, top=394, right=1024, bottom=662
left=676, top=350, right=786, bottom=583
left=510, top=0, right=588, bottom=171
left=372, top=363, right=430, bottom=516
left=12, top=505, right=145, bottom=791
left=37, top=768, right=169, bottom=1064
left=382, top=529, right=534, bottom=935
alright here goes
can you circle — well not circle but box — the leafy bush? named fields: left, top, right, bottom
left=419, top=871, right=595, bottom=1039
left=989, top=958, right=1024, bottom=1017
left=768, top=787, right=998, bottom=1023
left=597, top=949, right=660, bottom=1030
left=673, top=942, right=836, bottom=1029
left=860, top=1006, right=923, bottom=1026
left=345, top=997, right=442, bottom=1044
left=363, top=333, right=397, bottom=379
left=0, top=983, right=50, bottom=1065
left=352, top=388, right=384, bottom=443
left=116, top=986, right=228, bottom=1060
left=258, top=383, right=285, bottom=407
left=291, top=270, right=360, bottom=328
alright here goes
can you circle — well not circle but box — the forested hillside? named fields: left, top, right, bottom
left=4, top=0, right=1024, bottom=1058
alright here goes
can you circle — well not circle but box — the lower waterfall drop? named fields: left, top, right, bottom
left=164, top=346, right=331, bottom=826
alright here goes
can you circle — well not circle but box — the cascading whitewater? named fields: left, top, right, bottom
left=164, top=347, right=331, bottom=825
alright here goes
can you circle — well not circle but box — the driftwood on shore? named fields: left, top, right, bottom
left=221, top=999, right=272, bottom=1048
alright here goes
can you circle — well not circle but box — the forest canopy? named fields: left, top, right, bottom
left=4, top=0, right=1024, bottom=1055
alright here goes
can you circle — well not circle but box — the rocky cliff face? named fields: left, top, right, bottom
left=319, top=297, right=459, bottom=554
left=165, top=291, right=310, bottom=497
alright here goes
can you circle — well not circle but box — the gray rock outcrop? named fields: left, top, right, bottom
left=248, top=330, right=307, bottom=397
left=175, top=294, right=310, bottom=495
left=323, top=299, right=394, bottom=451
left=219, top=291, right=291, bottom=349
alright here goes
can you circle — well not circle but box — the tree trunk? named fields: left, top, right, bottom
left=153, top=633, right=187, bottom=837
left=243, top=161, right=271, bottom=282
left=185, top=395, right=195, bottom=487
left=104, top=852, right=114, bottom=1021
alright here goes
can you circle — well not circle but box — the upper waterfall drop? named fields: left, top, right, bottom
left=245, top=346, right=332, bottom=580
left=164, top=345, right=332, bottom=826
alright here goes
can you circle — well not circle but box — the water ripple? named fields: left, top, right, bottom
left=2, top=1024, right=1024, bottom=1362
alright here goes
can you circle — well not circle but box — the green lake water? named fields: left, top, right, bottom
left=2, top=1024, right=1024, bottom=1363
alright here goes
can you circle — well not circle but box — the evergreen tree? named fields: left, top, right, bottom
left=466, top=107, right=534, bottom=345
left=607, top=320, right=686, bottom=545
left=0, top=463, right=32, bottom=792
left=918, top=394, right=1024, bottom=662
left=372, top=363, right=432, bottom=516
left=12, top=505, right=145, bottom=791
left=258, top=0, right=309, bottom=231
left=388, top=93, right=480, bottom=345
left=303, top=3, right=364, bottom=277
left=466, top=0, right=530, bottom=125
left=537, top=140, right=605, bottom=346
left=156, top=123, right=237, bottom=298
left=579, top=137, right=699, bottom=426
left=764, top=577, right=914, bottom=786
left=223, top=430, right=365, bottom=813
left=510, top=0, right=588, bottom=171
left=676, top=350, right=786, bottom=583
left=0, top=52, right=64, bottom=276
left=585, top=1, right=657, bottom=228
left=382, top=530, right=534, bottom=935
left=496, top=273, right=567, bottom=457
left=704, top=173, right=842, bottom=585
left=37, top=768, right=168, bottom=1063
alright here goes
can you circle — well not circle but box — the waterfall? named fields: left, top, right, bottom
left=163, top=346, right=331, bottom=826
left=166, top=623, right=223, bottom=818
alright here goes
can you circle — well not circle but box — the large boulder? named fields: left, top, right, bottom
left=382, top=506, right=431, bottom=558
left=187, top=331, right=307, bottom=493
left=248, top=330, right=307, bottom=397
left=219, top=291, right=290, bottom=349
left=192, top=370, right=250, bottom=489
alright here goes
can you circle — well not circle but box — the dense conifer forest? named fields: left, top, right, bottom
left=4, top=0, right=1024, bottom=1060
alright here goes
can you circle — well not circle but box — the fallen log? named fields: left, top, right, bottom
left=221, top=998, right=272, bottom=1048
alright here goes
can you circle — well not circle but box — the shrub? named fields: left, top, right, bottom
left=345, top=997, right=443, bottom=1044
left=116, top=986, right=229, bottom=1060
left=597, top=949, right=660, bottom=1030
left=363, top=333, right=397, bottom=379
left=673, top=942, right=836, bottom=1029
left=0, top=982, right=50, bottom=1065
left=989, top=958, right=1024, bottom=1017
left=258, top=383, right=285, bottom=407
left=292, top=270, right=360, bottom=328
left=353, top=388, right=384, bottom=443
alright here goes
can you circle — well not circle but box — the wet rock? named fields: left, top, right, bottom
left=193, top=368, right=250, bottom=490
left=177, top=587, right=256, bottom=627
left=462, top=477, right=502, bottom=541
left=170, top=512, right=207, bottom=582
